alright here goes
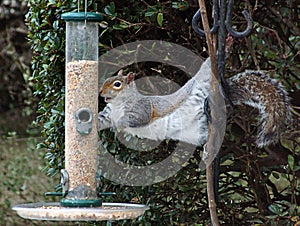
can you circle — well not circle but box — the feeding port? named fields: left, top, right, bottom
left=13, top=11, right=148, bottom=221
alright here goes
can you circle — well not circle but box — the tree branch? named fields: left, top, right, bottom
left=198, top=0, right=220, bottom=225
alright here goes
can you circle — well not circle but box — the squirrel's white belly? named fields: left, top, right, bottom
left=123, top=115, right=208, bottom=146
left=124, top=81, right=209, bottom=146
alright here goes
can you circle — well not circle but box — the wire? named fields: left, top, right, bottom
left=84, top=0, right=87, bottom=28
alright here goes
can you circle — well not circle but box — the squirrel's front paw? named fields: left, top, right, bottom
left=98, top=111, right=112, bottom=130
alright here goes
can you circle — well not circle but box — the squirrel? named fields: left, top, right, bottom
left=98, top=58, right=290, bottom=148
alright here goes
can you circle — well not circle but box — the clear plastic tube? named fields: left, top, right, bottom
left=64, top=14, right=99, bottom=201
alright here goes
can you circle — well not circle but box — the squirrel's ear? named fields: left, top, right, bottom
left=125, top=72, right=135, bottom=84
left=117, top=70, right=124, bottom=76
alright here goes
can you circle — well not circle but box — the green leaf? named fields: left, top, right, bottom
left=268, top=204, right=280, bottom=214
left=145, top=11, right=156, bottom=17
left=288, top=154, right=295, bottom=170
left=52, top=20, right=59, bottom=30
left=271, top=172, right=280, bottom=179
left=104, top=2, right=116, bottom=17
left=37, top=143, right=47, bottom=149
left=112, top=24, right=124, bottom=30
left=172, top=2, right=189, bottom=11
left=145, top=6, right=158, bottom=17
left=119, top=22, right=129, bottom=29
left=157, top=12, right=163, bottom=27
left=47, top=0, right=57, bottom=7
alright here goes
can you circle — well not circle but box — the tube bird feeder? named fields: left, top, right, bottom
left=62, top=11, right=101, bottom=208
left=13, top=11, right=148, bottom=221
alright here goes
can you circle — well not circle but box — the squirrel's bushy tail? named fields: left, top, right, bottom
left=227, top=71, right=291, bottom=147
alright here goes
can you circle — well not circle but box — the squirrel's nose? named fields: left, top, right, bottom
left=99, top=88, right=107, bottom=96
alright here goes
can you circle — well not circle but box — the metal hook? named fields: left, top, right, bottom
left=192, top=0, right=253, bottom=38
left=225, top=0, right=253, bottom=38
left=192, top=0, right=219, bottom=36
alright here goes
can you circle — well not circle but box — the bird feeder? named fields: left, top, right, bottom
left=62, top=11, right=101, bottom=208
left=13, top=11, right=148, bottom=221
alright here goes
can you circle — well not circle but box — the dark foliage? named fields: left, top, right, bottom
left=0, top=0, right=32, bottom=113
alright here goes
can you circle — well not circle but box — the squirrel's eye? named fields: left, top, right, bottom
left=113, top=80, right=122, bottom=89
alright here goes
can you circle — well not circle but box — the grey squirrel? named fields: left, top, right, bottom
left=98, top=58, right=290, bottom=148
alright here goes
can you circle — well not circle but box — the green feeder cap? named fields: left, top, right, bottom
left=61, top=12, right=103, bottom=22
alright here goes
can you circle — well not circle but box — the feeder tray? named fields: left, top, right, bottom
left=13, top=202, right=149, bottom=221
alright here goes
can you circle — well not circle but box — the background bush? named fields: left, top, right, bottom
left=0, top=0, right=35, bottom=136
left=0, top=0, right=30, bottom=113
left=26, top=0, right=300, bottom=225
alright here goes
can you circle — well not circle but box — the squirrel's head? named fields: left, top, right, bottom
left=100, top=70, right=135, bottom=103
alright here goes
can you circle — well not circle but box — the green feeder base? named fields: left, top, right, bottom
left=60, top=198, right=102, bottom=207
